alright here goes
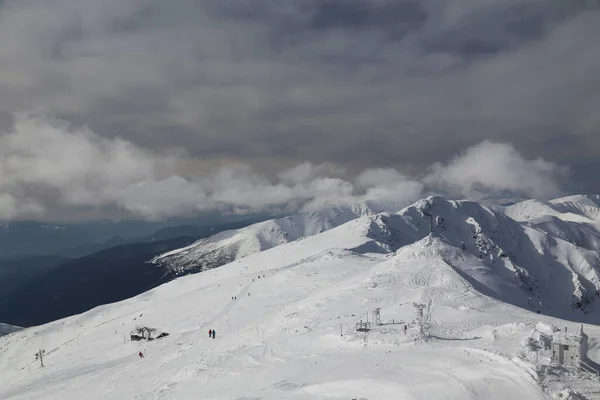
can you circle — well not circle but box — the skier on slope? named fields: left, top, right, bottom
left=209, top=329, right=212, bottom=338
left=212, top=329, right=216, bottom=339
left=139, top=351, right=144, bottom=359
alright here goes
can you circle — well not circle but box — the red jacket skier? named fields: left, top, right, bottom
left=209, top=329, right=212, bottom=338
left=139, top=351, right=144, bottom=358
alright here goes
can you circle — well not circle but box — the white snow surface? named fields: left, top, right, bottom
left=2, top=195, right=600, bottom=399
left=151, top=198, right=411, bottom=275
left=506, top=195, right=600, bottom=225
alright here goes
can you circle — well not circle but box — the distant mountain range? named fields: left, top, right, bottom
left=3, top=195, right=600, bottom=329
left=0, top=215, right=271, bottom=260
left=0, top=202, right=399, bottom=327
left=44, top=224, right=225, bottom=259
left=0, top=218, right=269, bottom=327
left=0, top=255, right=70, bottom=298
left=0, top=323, right=21, bottom=337
left=0, top=235, right=201, bottom=327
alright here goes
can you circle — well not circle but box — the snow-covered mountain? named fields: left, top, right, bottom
left=504, top=194, right=600, bottom=252
left=0, top=220, right=269, bottom=328
left=154, top=195, right=600, bottom=321
left=151, top=198, right=411, bottom=276
left=377, top=197, right=600, bottom=320
left=505, top=195, right=600, bottom=225
left=0, top=323, right=21, bottom=337
left=551, top=195, right=600, bottom=220
left=2, top=195, right=600, bottom=399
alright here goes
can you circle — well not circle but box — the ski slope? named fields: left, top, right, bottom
left=3, top=195, right=600, bottom=399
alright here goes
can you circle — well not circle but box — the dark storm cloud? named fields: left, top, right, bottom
left=0, top=0, right=598, bottom=220
left=308, top=0, right=427, bottom=33
left=421, top=1, right=582, bottom=56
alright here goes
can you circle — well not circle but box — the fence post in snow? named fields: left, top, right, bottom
left=39, top=350, right=44, bottom=367
left=34, top=350, right=44, bottom=367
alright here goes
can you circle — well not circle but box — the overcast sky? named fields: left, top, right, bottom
left=0, top=0, right=598, bottom=221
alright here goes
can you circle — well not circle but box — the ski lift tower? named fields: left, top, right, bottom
left=373, top=308, right=381, bottom=326
left=414, top=303, right=427, bottom=336
left=356, top=311, right=371, bottom=332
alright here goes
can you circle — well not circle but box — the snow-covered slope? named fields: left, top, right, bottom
left=504, top=199, right=565, bottom=222
left=154, top=195, right=600, bottom=320
left=0, top=323, right=21, bottom=337
left=504, top=195, right=600, bottom=252
left=151, top=198, right=410, bottom=276
left=2, top=196, right=600, bottom=399
left=506, top=195, right=600, bottom=225
left=550, top=195, right=600, bottom=220
left=365, top=197, right=600, bottom=320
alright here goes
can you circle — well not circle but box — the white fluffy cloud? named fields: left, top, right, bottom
left=425, top=141, right=568, bottom=199
left=0, top=115, right=568, bottom=220
left=0, top=0, right=598, bottom=176
left=0, top=113, right=172, bottom=219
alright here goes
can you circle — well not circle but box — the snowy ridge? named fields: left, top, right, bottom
left=153, top=195, right=600, bottom=318
left=504, top=199, right=564, bottom=222
left=521, top=215, right=600, bottom=252
left=506, top=195, right=600, bottom=224
left=354, top=196, right=600, bottom=320
left=550, top=195, right=600, bottom=220
left=151, top=198, right=410, bottom=276
left=504, top=194, right=600, bottom=252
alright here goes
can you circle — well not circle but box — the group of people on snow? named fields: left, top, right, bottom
left=138, top=272, right=275, bottom=358
left=138, top=329, right=217, bottom=359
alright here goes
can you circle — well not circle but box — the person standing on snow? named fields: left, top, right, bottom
left=209, top=329, right=212, bottom=338
left=212, top=329, right=216, bottom=339
left=139, top=351, right=144, bottom=359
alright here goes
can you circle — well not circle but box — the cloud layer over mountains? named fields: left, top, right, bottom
left=0, top=114, right=567, bottom=220
left=0, top=0, right=598, bottom=215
